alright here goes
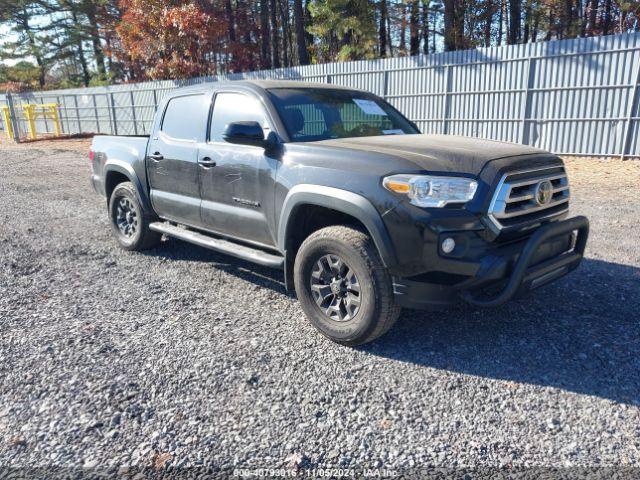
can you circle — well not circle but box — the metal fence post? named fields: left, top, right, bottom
left=40, top=97, right=50, bottom=134
left=442, top=65, right=452, bottom=134
left=56, top=95, right=66, bottom=134
left=6, top=92, right=21, bottom=142
left=72, top=94, right=81, bottom=134
left=382, top=70, right=389, bottom=99
left=92, top=94, right=101, bottom=133
left=151, top=89, right=159, bottom=133
left=130, top=90, right=138, bottom=135
left=109, top=92, right=118, bottom=136
left=520, top=57, right=536, bottom=145
left=621, top=57, right=640, bottom=160
left=105, top=93, right=114, bottom=134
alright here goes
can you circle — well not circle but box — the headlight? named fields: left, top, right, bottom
left=383, top=174, right=478, bottom=208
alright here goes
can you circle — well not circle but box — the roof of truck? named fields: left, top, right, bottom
left=236, top=79, right=358, bottom=90
left=171, top=79, right=363, bottom=94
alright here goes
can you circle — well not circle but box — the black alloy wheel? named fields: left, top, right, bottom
left=115, top=197, right=138, bottom=238
left=293, top=225, right=401, bottom=346
left=108, top=181, right=161, bottom=251
left=310, top=254, right=361, bottom=321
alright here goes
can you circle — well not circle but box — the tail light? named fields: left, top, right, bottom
left=89, top=149, right=95, bottom=163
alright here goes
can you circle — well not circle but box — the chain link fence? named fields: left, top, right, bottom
left=1, top=32, right=639, bottom=158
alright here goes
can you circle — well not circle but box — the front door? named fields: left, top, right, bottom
left=197, top=91, right=276, bottom=247
left=146, top=93, right=207, bottom=227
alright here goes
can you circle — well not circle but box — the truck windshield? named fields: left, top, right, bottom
left=267, top=88, right=419, bottom=142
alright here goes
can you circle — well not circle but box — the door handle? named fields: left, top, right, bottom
left=149, top=152, right=164, bottom=161
left=199, top=157, right=217, bottom=168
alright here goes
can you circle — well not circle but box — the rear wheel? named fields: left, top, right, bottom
left=294, top=225, right=401, bottom=346
left=108, top=182, right=161, bottom=251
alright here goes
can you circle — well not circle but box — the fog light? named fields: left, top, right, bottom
left=441, top=237, right=456, bottom=254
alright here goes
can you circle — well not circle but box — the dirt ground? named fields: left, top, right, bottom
left=1, top=137, right=639, bottom=472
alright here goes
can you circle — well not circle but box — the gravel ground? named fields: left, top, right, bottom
left=0, top=139, right=639, bottom=475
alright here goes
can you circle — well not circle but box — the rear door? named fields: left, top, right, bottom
left=196, top=91, right=277, bottom=247
left=147, top=93, right=207, bottom=227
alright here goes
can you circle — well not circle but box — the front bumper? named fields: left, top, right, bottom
left=393, top=216, right=589, bottom=309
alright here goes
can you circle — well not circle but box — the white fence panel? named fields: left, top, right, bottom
left=1, top=32, right=639, bottom=157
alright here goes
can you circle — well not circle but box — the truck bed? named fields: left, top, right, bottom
left=90, top=135, right=150, bottom=200
left=92, top=135, right=149, bottom=155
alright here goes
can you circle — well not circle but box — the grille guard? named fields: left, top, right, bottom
left=459, top=215, right=589, bottom=308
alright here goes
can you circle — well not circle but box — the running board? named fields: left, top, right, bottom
left=149, top=222, right=284, bottom=269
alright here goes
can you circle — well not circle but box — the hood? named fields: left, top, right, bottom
left=309, top=134, right=545, bottom=175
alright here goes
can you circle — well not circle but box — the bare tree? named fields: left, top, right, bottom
left=379, top=0, right=388, bottom=57
left=421, top=0, right=429, bottom=54
left=400, top=1, right=407, bottom=53
left=409, top=0, right=420, bottom=55
left=444, top=0, right=456, bottom=50
left=602, top=0, right=612, bottom=34
left=269, top=0, right=281, bottom=68
left=293, top=0, right=310, bottom=64
left=508, top=0, right=521, bottom=43
left=260, top=0, right=271, bottom=68
left=80, top=0, right=106, bottom=79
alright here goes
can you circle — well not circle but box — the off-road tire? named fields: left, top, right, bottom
left=108, top=182, right=161, bottom=251
left=294, top=225, right=401, bottom=346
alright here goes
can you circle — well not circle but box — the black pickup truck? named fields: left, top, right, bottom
left=90, top=80, right=589, bottom=345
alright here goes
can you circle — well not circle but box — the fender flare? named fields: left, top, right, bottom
left=104, top=161, right=152, bottom=212
left=277, top=184, right=398, bottom=268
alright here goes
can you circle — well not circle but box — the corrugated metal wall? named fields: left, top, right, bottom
left=2, top=32, right=639, bottom=157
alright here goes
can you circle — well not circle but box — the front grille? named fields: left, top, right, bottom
left=487, top=165, right=570, bottom=229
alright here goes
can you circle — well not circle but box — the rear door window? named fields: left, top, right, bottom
left=161, top=94, right=204, bottom=141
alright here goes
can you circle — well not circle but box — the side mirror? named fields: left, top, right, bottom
left=222, top=121, right=265, bottom=147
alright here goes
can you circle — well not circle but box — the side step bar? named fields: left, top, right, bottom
left=149, top=222, right=284, bottom=269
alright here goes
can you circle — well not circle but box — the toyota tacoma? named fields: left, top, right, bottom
left=90, top=80, right=589, bottom=345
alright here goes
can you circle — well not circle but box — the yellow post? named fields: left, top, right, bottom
left=17, top=103, right=62, bottom=139
left=23, top=104, right=37, bottom=140
left=1, top=106, right=13, bottom=139
left=49, top=104, right=62, bottom=136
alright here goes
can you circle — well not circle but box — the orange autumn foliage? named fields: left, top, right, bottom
left=116, top=0, right=228, bottom=79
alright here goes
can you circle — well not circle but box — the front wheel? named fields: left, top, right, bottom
left=293, top=225, right=401, bottom=346
left=108, top=182, right=161, bottom=251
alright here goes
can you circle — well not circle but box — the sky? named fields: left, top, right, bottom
left=0, top=24, right=23, bottom=66
left=1, top=17, right=42, bottom=66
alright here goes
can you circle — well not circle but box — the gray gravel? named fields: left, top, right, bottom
left=0, top=141, right=639, bottom=474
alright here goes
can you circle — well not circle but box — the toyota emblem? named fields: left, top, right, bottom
left=535, top=180, right=553, bottom=206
